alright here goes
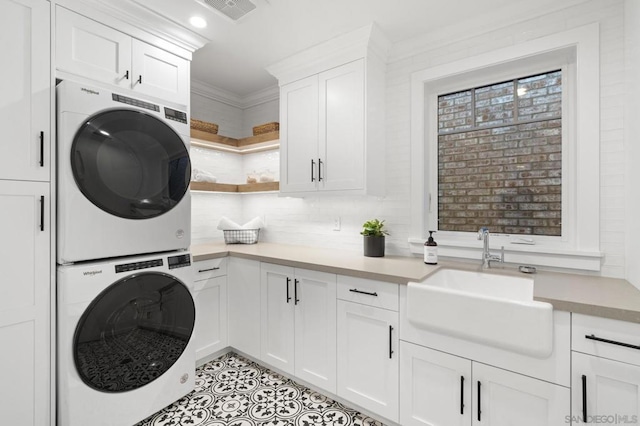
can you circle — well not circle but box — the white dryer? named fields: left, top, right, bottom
left=57, top=251, right=195, bottom=426
left=57, top=80, right=191, bottom=264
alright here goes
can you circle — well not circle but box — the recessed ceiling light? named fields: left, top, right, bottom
left=189, top=16, right=207, bottom=29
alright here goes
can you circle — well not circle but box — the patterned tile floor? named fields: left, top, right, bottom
left=136, top=352, right=386, bottom=426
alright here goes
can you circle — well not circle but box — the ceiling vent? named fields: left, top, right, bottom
left=200, top=0, right=257, bottom=21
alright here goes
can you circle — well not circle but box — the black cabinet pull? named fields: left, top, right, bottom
left=349, top=288, right=378, bottom=297
left=294, top=278, right=299, bottom=305
left=197, top=267, right=220, bottom=273
left=124, top=70, right=129, bottom=80
left=460, top=376, right=465, bottom=415
left=585, top=334, right=640, bottom=350
left=389, top=325, right=394, bottom=359
left=39, top=131, right=44, bottom=167
left=318, top=158, right=323, bottom=181
left=477, top=381, right=482, bottom=421
left=582, top=374, right=588, bottom=422
left=311, top=159, right=316, bottom=182
left=39, top=196, right=44, bottom=231
left=137, top=75, right=143, bottom=84
left=286, top=277, right=292, bottom=303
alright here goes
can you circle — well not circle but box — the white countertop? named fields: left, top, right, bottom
left=192, top=241, right=640, bottom=324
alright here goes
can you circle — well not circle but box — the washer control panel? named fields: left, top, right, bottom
left=168, top=253, right=191, bottom=269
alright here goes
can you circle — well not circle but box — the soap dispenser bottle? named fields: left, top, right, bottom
left=424, top=231, right=438, bottom=265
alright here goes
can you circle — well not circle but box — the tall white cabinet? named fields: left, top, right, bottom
left=0, top=1, right=51, bottom=425
left=260, top=263, right=337, bottom=393
left=0, top=0, right=50, bottom=182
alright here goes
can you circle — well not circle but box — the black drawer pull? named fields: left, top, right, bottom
left=124, top=70, right=129, bottom=80
left=389, top=325, right=394, bottom=359
left=286, top=277, right=292, bottom=303
left=582, top=374, right=588, bottom=422
left=39, top=196, right=44, bottom=231
left=318, top=158, right=323, bottom=181
left=460, top=376, right=465, bottom=415
left=198, top=267, right=220, bottom=273
left=294, top=278, right=300, bottom=305
left=585, top=334, right=640, bottom=350
left=137, top=75, right=143, bottom=84
left=311, top=159, right=316, bottom=182
left=477, top=381, right=482, bottom=421
left=39, top=131, right=44, bottom=167
left=349, top=288, right=378, bottom=297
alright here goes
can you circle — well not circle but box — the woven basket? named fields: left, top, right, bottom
left=191, top=119, right=219, bottom=135
left=252, top=122, right=279, bottom=136
left=223, top=229, right=260, bottom=244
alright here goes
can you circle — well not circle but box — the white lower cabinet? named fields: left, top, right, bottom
left=228, top=257, right=261, bottom=359
left=400, top=341, right=569, bottom=426
left=572, top=352, right=640, bottom=425
left=0, top=181, right=50, bottom=426
left=337, top=300, right=399, bottom=422
left=193, top=258, right=228, bottom=362
left=400, top=342, right=471, bottom=426
left=260, top=263, right=337, bottom=393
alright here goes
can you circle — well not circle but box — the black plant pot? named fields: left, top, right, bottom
left=363, top=235, right=385, bottom=257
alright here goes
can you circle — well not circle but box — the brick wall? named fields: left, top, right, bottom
left=437, top=72, right=562, bottom=235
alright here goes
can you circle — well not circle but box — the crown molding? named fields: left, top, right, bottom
left=266, top=22, right=391, bottom=86
left=191, top=79, right=279, bottom=109
left=54, top=0, right=209, bottom=55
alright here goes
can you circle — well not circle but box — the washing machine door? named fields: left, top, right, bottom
left=73, top=272, right=195, bottom=393
left=71, top=109, right=191, bottom=220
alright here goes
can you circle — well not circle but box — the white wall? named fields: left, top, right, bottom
left=192, top=0, right=628, bottom=278
left=625, top=0, right=640, bottom=289
left=191, top=92, right=243, bottom=138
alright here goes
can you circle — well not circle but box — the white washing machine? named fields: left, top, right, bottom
left=57, top=251, right=196, bottom=426
left=57, top=80, right=191, bottom=264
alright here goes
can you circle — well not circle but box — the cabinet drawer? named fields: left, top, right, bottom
left=572, top=313, right=640, bottom=367
left=337, top=275, right=398, bottom=311
left=194, top=257, right=227, bottom=281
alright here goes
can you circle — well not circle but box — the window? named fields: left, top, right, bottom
left=409, top=25, right=601, bottom=270
left=437, top=71, right=562, bottom=236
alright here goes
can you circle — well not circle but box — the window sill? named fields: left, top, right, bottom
left=408, top=237, right=602, bottom=271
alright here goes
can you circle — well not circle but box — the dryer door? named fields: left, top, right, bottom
left=73, top=272, right=195, bottom=393
left=70, top=109, right=191, bottom=220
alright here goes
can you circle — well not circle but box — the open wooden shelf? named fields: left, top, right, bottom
left=190, top=181, right=279, bottom=193
left=190, top=129, right=279, bottom=154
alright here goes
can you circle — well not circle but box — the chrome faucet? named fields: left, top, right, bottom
left=477, top=227, right=504, bottom=269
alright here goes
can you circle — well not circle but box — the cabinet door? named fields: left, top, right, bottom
left=472, top=363, right=570, bottom=426
left=193, top=275, right=228, bottom=362
left=0, top=181, right=50, bottom=426
left=131, top=40, right=189, bottom=105
left=400, top=342, right=472, bottom=426
left=337, top=300, right=399, bottom=422
left=294, top=268, right=337, bottom=393
left=228, top=257, right=261, bottom=359
left=0, top=0, right=50, bottom=181
left=318, top=59, right=365, bottom=192
left=260, top=263, right=295, bottom=374
left=55, top=7, right=131, bottom=88
left=572, top=352, right=640, bottom=425
left=280, top=75, right=319, bottom=193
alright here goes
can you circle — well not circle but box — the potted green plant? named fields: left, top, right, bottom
left=360, top=219, right=389, bottom=257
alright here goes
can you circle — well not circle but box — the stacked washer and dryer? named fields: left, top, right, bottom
left=56, top=80, right=196, bottom=426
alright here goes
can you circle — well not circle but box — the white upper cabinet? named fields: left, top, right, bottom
left=56, top=6, right=189, bottom=105
left=268, top=24, right=389, bottom=196
left=0, top=0, right=50, bottom=182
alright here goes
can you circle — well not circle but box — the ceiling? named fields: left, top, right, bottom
left=129, top=0, right=588, bottom=98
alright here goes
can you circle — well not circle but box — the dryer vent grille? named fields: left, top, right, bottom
left=201, top=0, right=256, bottom=20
